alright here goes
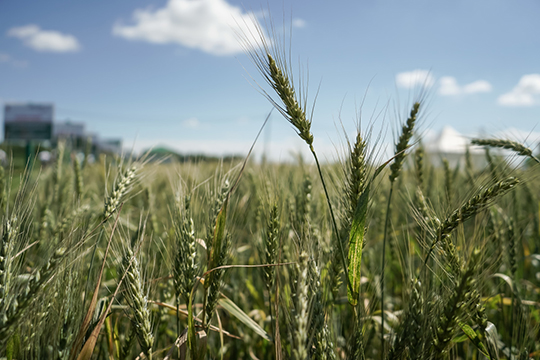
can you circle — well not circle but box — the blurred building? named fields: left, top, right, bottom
left=98, top=138, right=122, bottom=154
left=3, top=103, right=53, bottom=143
left=3, top=103, right=122, bottom=154
left=54, top=120, right=87, bottom=148
left=54, top=120, right=85, bottom=139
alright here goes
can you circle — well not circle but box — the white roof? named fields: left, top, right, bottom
left=425, top=126, right=483, bottom=154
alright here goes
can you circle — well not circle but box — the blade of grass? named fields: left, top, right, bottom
left=218, top=296, right=272, bottom=342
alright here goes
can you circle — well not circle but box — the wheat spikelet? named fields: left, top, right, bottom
left=295, top=175, right=312, bottom=242
left=263, top=204, right=279, bottom=292
left=122, top=244, right=154, bottom=358
left=174, top=196, right=198, bottom=305
left=292, top=252, right=309, bottom=360
left=472, top=138, right=540, bottom=164
left=307, top=259, right=329, bottom=359
left=427, top=177, right=519, bottom=262
left=415, top=146, right=425, bottom=191
left=73, top=155, right=83, bottom=199
left=206, top=179, right=230, bottom=258
left=340, top=131, right=368, bottom=231
left=389, top=102, right=420, bottom=183
left=103, top=164, right=138, bottom=220
left=267, top=54, right=313, bottom=147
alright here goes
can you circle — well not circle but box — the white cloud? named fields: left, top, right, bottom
left=113, top=0, right=268, bottom=56
left=395, top=70, right=434, bottom=89
left=498, top=92, right=535, bottom=106
left=292, top=18, right=306, bottom=28
left=182, top=117, right=199, bottom=128
left=439, top=76, right=492, bottom=96
left=7, top=25, right=81, bottom=53
left=463, top=80, right=492, bottom=94
left=439, top=76, right=460, bottom=96
left=498, top=74, right=540, bottom=106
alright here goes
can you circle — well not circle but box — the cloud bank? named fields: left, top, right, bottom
left=113, top=0, right=267, bottom=56
left=498, top=74, right=540, bottom=106
left=8, top=25, right=81, bottom=53
left=396, top=70, right=434, bottom=89
left=439, top=77, right=492, bottom=96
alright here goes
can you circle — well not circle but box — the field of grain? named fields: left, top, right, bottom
left=2, top=34, right=540, bottom=360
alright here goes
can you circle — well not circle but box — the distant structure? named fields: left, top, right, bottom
left=424, top=126, right=486, bottom=168
left=4, top=103, right=53, bottom=142
left=54, top=120, right=85, bottom=139
left=3, top=103, right=122, bottom=154
left=98, top=139, right=122, bottom=154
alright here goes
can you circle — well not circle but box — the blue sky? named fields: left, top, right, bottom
left=1, top=0, right=539, bottom=161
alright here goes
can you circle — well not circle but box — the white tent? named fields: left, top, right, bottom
left=423, top=126, right=486, bottom=168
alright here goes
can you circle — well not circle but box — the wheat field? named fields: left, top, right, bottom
left=1, top=30, right=540, bottom=360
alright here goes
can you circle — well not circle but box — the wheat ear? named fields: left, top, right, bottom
left=122, top=243, right=154, bottom=359
left=423, top=177, right=519, bottom=270
left=103, top=164, right=138, bottom=220
left=472, top=138, right=540, bottom=164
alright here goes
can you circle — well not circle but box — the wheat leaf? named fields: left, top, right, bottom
left=347, top=183, right=370, bottom=306
left=347, top=157, right=393, bottom=306
left=218, top=297, right=272, bottom=341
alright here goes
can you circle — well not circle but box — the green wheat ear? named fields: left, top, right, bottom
left=103, top=164, right=138, bottom=220
left=424, top=176, right=519, bottom=271
left=472, top=138, right=540, bottom=164
left=121, top=243, right=154, bottom=359
left=267, top=54, right=313, bottom=146
left=389, top=102, right=420, bottom=183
